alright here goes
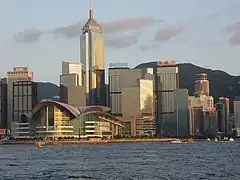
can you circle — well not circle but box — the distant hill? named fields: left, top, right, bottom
left=136, top=62, right=240, bottom=113
left=36, top=82, right=60, bottom=102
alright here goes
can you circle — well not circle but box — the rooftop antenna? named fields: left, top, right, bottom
left=89, top=0, right=93, bottom=18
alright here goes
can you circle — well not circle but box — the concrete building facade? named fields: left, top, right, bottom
left=108, top=67, right=153, bottom=116
left=60, top=62, right=85, bottom=107
left=194, top=73, right=210, bottom=96
left=11, top=81, right=37, bottom=138
left=7, top=67, right=33, bottom=129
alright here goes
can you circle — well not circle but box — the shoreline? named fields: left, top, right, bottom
left=4, top=138, right=195, bottom=145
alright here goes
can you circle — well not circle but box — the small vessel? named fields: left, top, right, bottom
left=229, top=137, right=234, bottom=142
left=36, top=142, right=43, bottom=148
left=171, top=139, right=182, bottom=143
left=207, top=138, right=211, bottom=142
left=214, top=138, right=218, bottom=142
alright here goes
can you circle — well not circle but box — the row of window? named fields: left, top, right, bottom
left=13, top=85, right=33, bottom=96
left=13, top=96, right=33, bottom=111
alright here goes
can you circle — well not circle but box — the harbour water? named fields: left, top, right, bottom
left=0, top=141, right=239, bottom=180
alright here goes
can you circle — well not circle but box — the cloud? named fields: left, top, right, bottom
left=102, top=16, right=161, bottom=34
left=226, top=22, right=240, bottom=45
left=13, top=28, right=42, bottom=44
left=105, top=32, right=140, bottom=49
left=51, top=16, right=160, bottom=38
left=14, top=16, right=160, bottom=48
left=155, top=26, right=184, bottom=42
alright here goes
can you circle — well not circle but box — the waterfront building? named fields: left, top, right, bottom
left=216, top=97, right=230, bottom=135
left=0, top=78, right=7, bottom=129
left=170, top=89, right=189, bottom=137
left=121, top=79, right=154, bottom=118
left=11, top=81, right=37, bottom=138
left=234, top=96, right=240, bottom=136
left=155, top=60, right=179, bottom=136
left=60, top=61, right=85, bottom=107
left=108, top=63, right=153, bottom=116
left=29, top=100, right=124, bottom=138
left=7, top=67, right=33, bottom=129
left=194, top=73, right=210, bottom=96
left=188, top=94, right=217, bottom=137
left=80, top=2, right=105, bottom=106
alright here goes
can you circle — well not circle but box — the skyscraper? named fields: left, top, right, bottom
left=155, top=60, right=179, bottom=136
left=7, top=67, right=33, bottom=129
left=60, top=61, right=85, bottom=107
left=194, top=73, right=210, bottom=96
left=80, top=0, right=105, bottom=106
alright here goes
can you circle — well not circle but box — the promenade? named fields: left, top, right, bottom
left=19, top=138, right=193, bottom=145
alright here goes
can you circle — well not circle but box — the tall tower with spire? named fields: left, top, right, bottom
left=80, top=0, right=106, bottom=106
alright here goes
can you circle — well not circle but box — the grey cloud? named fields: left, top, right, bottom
left=105, top=32, right=140, bottom=49
left=14, top=28, right=42, bottom=43
left=226, top=22, right=240, bottom=45
left=139, top=26, right=184, bottom=52
left=155, top=26, right=184, bottom=42
left=52, top=21, right=85, bottom=38
left=51, top=16, right=160, bottom=38
left=102, top=16, right=161, bottom=34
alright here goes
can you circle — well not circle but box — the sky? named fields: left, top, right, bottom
left=0, top=0, right=240, bottom=84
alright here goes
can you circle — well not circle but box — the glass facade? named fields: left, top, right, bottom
left=155, top=66, right=179, bottom=136
left=13, top=81, right=37, bottom=122
left=80, top=14, right=105, bottom=106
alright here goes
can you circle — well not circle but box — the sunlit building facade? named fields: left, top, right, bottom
left=60, top=61, right=85, bottom=107
left=7, top=67, right=33, bottom=129
left=194, top=73, right=210, bottom=96
left=30, top=100, right=124, bottom=138
left=80, top=7, right=105, bottom=106
left=108, top=67, right=154, bottom=116
left=234, top=97, right=240, bottom=136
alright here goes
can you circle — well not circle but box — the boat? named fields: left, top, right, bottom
left=171, top=140, right=182, bottom=143
left=229, top=137, right=234, bottom=142
left=36, top=142, right=43, bottom=148
left=207, top=138, right=211, bottom=142
left=214, top=138, right=218, bottom=142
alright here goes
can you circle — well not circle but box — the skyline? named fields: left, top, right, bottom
left=0, top=0, right=240, bottom=84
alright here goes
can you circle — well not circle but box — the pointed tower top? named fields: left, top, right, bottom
left=82, top=0, right=102, bottom=33
left=89, top=0, right=93, bottom=18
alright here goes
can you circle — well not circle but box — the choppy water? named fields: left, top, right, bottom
left=0, top=141, right=240, bottom=180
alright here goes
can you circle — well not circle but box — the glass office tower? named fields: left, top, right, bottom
left=80, top=7, right=105, bottom=106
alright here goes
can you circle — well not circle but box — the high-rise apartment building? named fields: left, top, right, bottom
left=155, top=60, right=179, bottom=136
left=80, top=3, right=105, bottom=106
left=108, top=65, right=154, bottom=116
left=0, top=78, right=7, bottom=129
left=7, top=67, right=33, bottom=129
left=194, top=73, right=210, bottom=96
left=60, top=62, right=85, bottom=107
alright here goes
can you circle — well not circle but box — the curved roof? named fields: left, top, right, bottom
left=32, top=100, right=80, bottom=117
left=78, top=106, right=110, bottom=113
left=32, top=100, right=112, bottom=119
left=79, top=111, right=124, bottom=123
